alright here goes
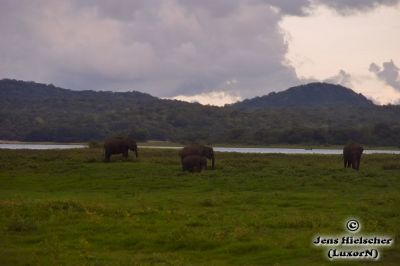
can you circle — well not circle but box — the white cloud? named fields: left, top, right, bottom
left=369, top=60, right=400, bottom=91
left=171, top=91, right=241, bottom=106
left=281, top=3, right=400, bottom=104
left=324, top=69, right=353, bottom=87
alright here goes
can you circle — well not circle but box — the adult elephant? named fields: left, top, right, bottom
left=103, top=137, right=138, bottom=162
left=179, top=144, right=215, bottom=169
left=182, top=155, right=207, bottom=172
left=343, top=143, right=363, bottom=170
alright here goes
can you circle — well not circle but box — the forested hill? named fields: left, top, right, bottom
left=1, top=78, right=400, bottom=146
left=232, top=83, right=374, bottom=109
left=0, top=79, right=220, bottom=142
left=0, top=79, right=159, bottom=105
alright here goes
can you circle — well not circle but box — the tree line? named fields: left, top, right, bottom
left=1, top=79, right=400, bottom=146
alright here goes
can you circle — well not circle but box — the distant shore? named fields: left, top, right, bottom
left=1, top=140, right=399, bottom=151
left=0, top=140, right=84, bottom=145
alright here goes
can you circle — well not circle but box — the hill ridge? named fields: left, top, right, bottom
left=2, top=78, right=399, bottom=146
left=231, top=82, right=374, bottom=109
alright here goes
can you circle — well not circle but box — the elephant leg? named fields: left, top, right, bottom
left=123, top=151, right=128, bottom=159
left=351, top=160, right=356, bottom=170
left=191, top=163, right=198, bottom=172
left=356, top=159, right=361, bottom=170
left=104, top=152, right=111, bottom=162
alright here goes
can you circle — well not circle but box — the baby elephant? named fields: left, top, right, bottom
left=182, top=155, right=207, bottom=172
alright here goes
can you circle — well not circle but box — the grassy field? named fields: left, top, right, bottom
left=137, top=141, right=400, bottom=150
left=0, top=148, right=399, bottom=265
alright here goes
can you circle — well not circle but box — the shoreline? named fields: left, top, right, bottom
left=1, top=140, right=399, bottom=151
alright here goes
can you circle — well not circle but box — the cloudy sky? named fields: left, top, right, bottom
left=1, top=0, right=399, bottom=105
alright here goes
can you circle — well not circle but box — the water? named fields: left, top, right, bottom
left=121, top=145, right=400, bottom=155
left=0, top=143, right=86, bottom=150
left=1, top=143, right=400, bottom=154
left=213, top=147, right=400, bottom=155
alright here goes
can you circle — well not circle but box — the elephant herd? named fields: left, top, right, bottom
left=103, top=137, right=364, bottom=172
left=103, top=137, right=215, bottom=172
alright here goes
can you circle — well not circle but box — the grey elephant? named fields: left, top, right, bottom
left=182, top=155, right=207, bottom=172
left=343, top=143, right=363, bottom=170
left=179, top=144, right=215, bottom=169
left=103, top=137, right=138, bottom=162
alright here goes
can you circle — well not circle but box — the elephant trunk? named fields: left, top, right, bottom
left=135, top=148, right=138, bottom=158
left=211, top=155, right=215, bottom=169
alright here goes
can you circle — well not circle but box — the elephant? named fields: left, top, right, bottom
left=179, top=144, right=215, bottom=169
left=343, top=143, right=363, bottom=170
left=103, top=137, right=138, bottom=162
left=182, top=155, right=207, bottom=172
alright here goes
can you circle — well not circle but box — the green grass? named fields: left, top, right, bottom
left=137, top=141, right=400, bottom=150
left=0, top=148, right=399, bottom=265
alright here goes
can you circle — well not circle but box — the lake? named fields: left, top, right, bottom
left=0, top=143, right=86, bottom=150
left=213, top=147, right=400, bottom=155
left=2, top=143, right=400, bottom=155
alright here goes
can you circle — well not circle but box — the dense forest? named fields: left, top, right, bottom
left=231, top=83, right=374, bottom=109
left=1, top=79, right=400, bottom=146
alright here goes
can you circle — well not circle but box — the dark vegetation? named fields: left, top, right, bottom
left=231, top=82, right=374, bottom=109
left=1, top=79, right=400, bottom=146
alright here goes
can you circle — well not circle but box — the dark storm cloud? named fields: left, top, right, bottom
left=260, top=0, right=313, bottom=15
left=317, top=0, right=400, bottom=15
left=369, top=60, right=400, bottom=91
left=0, top=0, right=399, bottom=99
left=257, top=0, right=399, bottom=16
